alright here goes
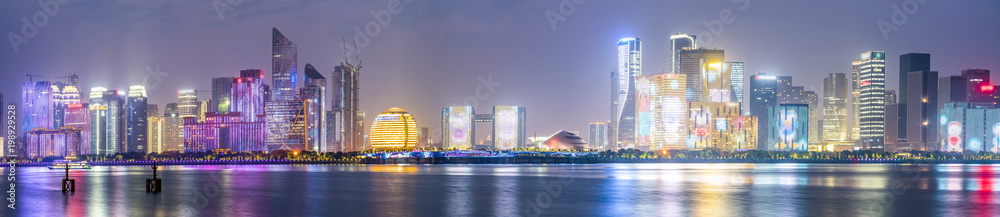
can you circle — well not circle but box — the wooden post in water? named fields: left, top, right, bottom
left=146, top=161, right=162, bottom=193
left=62, top=163, right=75, bottom=193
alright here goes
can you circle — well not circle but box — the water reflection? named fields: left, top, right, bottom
left=6, top=163, right=1000, bottom=216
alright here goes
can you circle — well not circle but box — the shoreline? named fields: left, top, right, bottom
left=6, top=157, right=1000, bottom=167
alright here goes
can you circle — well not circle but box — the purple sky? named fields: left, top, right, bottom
left=2, top=0, right=999, bottom=143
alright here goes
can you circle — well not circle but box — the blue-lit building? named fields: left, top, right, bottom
left=301, top=63, right=327, bottom=152
left=272, top=27, right=298, bottom=101
left=232, top=69, right=267, bottom=122
left=265, top=100, right=310, bottom=152
left=126, top=85, right=148, bottom=153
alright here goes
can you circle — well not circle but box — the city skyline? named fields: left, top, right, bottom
left=2, top=1, right=1000, bottom=146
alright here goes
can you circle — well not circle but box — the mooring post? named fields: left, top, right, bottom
left=62, top=162, right=75, bottom=193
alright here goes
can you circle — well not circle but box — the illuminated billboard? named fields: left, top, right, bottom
left=767, top=104, right=809, bottom=151
left=443, top=106, right=473, bottom=149
left=493, top=106, right=525, bottom=150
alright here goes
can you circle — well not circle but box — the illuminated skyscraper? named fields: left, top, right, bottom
left=823, top=73, right=849, bottom=142
left=178, top=90, right=198, bottom=119
left=369, top=107, right=419, bottom=150
left=963, top=69, right=992, bottom=102
left=669, top=33, right=696, bottom=74
left=272, top=27, right=298, bottom=101
left=88, top=87, right=107, bottom=155
left=232, top=69, right=267, bottom=122
left=64, top=103, right=90, bottom=155
left=301, top=63, right=327, bottom=152
left=589, top=122, right=606, bottom=150
left=266, top=100, right=310, bottom=152
left=492, top=106, right=526, bottom=150
left=805, top=90, right=820, bottom=147
left=730, top=62, right=745, bottom=103
left=442, top=106, right=475, bottom=150
left=211, top=77, right=235, bottom=113
left=126, top=85, right=148, bottom=153
left=679, top=48, right=725, bottom=102
left=611, top=37, right=641, bottom=149
left=148, top=104, right=165, bottom=153
left=898, top=53, right=930, bottom=104
left=636, top=74, right=687, bottom=150
left=22, top=81, right=55, bottom=142
left=333, top=62, right=362, bottom=152
left=902, top=70, right=938, bottom=152
left=52, top=83, right=80, bottom=128
left=198, top=99, right=210, bottom=122
left=855, top=51, right=887, bottom=149
left=104, top=90, right=126, bottom=153
left=749, top=73, right=778, bottom=149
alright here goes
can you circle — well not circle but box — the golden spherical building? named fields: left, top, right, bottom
left=369, top=107, right=419, bottom=150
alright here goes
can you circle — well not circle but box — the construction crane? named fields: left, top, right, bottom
left=55, top=68, right=80, bottom=86
left=26, top=74, right=44, bottom=83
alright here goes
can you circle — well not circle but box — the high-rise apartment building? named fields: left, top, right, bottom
left=730, top=62, right=745, bottom=103
left=178, top=90, right=198, bottom=119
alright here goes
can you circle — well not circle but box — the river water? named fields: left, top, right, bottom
left=5, top=163, right=1000, bottom=216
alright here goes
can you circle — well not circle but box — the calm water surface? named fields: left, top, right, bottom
left=6, top=163, right=1000, bottom=217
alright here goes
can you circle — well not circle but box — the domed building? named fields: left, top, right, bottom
left=369, top=107, right=419, bottom=150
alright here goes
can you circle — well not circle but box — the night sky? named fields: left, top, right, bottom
left=2, top=0, right=999, bottom=143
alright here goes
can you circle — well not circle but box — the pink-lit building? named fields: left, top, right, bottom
left=64, top=103, right=91, bottom=155
left=183, top=112, right=266, bottom=152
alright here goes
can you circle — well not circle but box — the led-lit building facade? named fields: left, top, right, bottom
left=211, top=77, right=235, bottom=113
left=52, top=83, right=80, bottom=128
left=26, top=127, right=83, bottom=158
left=636, top=73, right=687, bottom=150
left=669, top=33, right=696, bottom=74
left=126, top=85, right=148, bottom=153
left=702, top=57, right=730, bottom=102
left=611, top=37, right=641, bottom=149
left=766, top=104, right=809, bottom=151
left=369, top=108, right=419, bottom=150
left=22, top=81, right=55, bottom=148
left=442, top=106, right=475, bottom=150
left=938, top=102, right=1000, bottom=153
left=64, top=103, right=90, bottom=155
left=183, top=112, right=266, bottom=153
left=856, top=51, right=886, bottom=150
left=265, top=100, right=310, bottom=152
left=332, top=62, right=363, bottom=152
left=492, top=106, right=526, bottom=150
left=272, top=27, right=298, bottom=101
left=232, top=69, right=267, bottom=122
left=301, top=63, right=327, bottom=152
left=686, top=102, right=756, bottom=150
